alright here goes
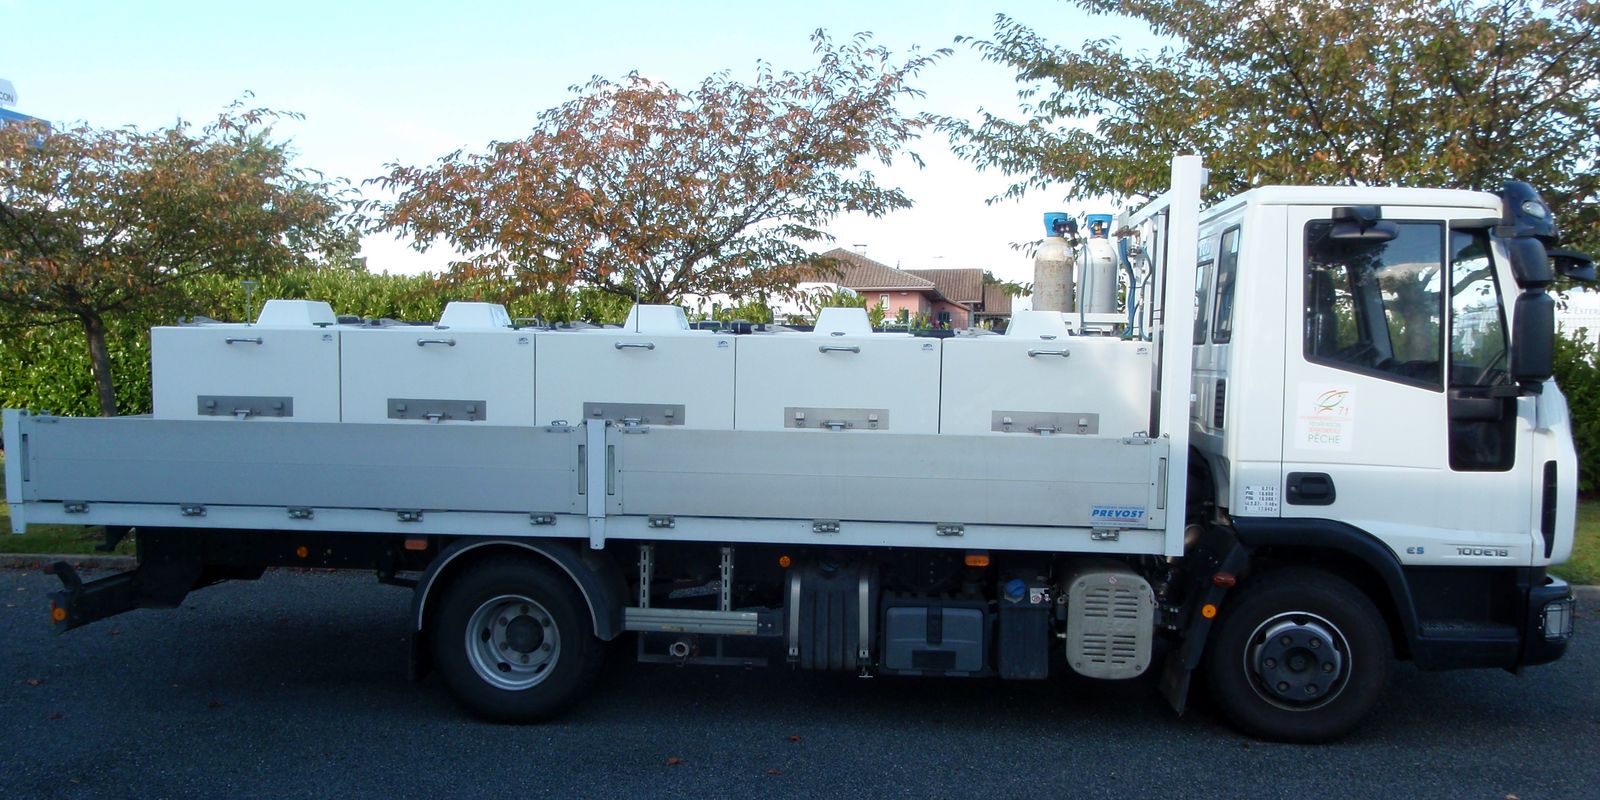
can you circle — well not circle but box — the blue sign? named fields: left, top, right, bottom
left=0, top=107, right=51, bottom=133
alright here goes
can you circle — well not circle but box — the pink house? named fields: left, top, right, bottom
left=810, top=248, right=1014, bottom=329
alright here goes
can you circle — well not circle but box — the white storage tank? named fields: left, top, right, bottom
left=535, top=304, right=735, bottom=429
left=734, top=307, right=940, bottom=433
left=151, top=299, right=343, bottom=422
left=339, top=302, right=536, bottom=426
left=939, top=311, right=1153, bottom=437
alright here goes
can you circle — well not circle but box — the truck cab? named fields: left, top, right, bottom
left=1189, top=187, right=1577, bottom=675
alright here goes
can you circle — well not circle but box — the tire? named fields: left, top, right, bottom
left=1204, top=568, right=1392, bottom=742
left=430, top=557, right=604, bottom=722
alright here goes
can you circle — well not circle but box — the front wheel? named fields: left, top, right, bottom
left=1204, top=568, right=1392, bottom=742
left=430, top=557, right=603, bottom=722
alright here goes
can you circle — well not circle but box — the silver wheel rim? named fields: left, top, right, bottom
left=1243, top=611, right=1351, bottom=711
left=465, top=594, right=561, bottom=690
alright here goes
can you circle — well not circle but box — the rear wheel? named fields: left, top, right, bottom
left=430, top=558, right=603, bottom=722
left=1204, top=568, right=1392, bottom=742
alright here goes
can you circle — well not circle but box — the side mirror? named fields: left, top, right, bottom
left=1505, top=237, right=1555, bottom=287
left=1550, top=248, right=1596, bottom=283
left=1329, top=206, right=1397, bottom=243
left=1511, top=290, right=1555, bottom=389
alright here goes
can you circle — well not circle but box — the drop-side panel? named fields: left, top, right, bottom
left=734, top=334, right=941, bottom=433
left=151, top=326, right=342, bottom=422
left=18, top=416, right=578, bottom=514
left=613, top=429, right=1166, bottom=529
left=535, top=331, right=736, bottom=429
left=340, top=327, right=537, bottom=425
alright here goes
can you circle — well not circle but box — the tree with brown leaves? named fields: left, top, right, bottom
left=0, top=103, right=351, bottom=415
left=368, top=31, right=946, bottom=306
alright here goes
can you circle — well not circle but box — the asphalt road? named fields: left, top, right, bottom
left=2, top=567, right=1595, bottom=800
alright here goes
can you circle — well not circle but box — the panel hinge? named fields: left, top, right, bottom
left=529, top=513, right=556, bottom=526
left=62, top=501, right=88, bottom=514
left=396, top=509, right=423, bottom=523
left=812, top=520, right=840, bottom=534
left=936, top=523, right=965, bottom=537
left=180, top=504, right=207, bottom=517
left=1090, top=528, right=1121, bottom=541
left=647, top=515, right=676, bottom=529
left=287, top=507, right=314, bottom=520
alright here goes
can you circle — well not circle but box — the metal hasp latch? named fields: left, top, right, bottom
left=992, top=411, right=1099, bottom=436
left=197, top=395, right=293, bottom=419
left=786, top=407, right=888, bottom=431
left=388, top=399, right=486, bottom=423
left=583, top=402, right=683, bottom=427
left=1090, top=528, right=1121, bottom=542
left=647, top=515, right=675, bottom=529
left=812, top=520, right=840, bottom=534
left=936, top=523, right=965, bottom=537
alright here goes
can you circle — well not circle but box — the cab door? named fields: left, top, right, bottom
left=1279, top=207, right=1535, bottom=566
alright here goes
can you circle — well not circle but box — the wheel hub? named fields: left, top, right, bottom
left=465, top=594, right=561, bottom=690
left=1248, top=615, right=1347, bottom=708
left=504, top=615, right=545, bottom=653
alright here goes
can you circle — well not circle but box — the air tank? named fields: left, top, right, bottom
left=1033, top=212, right=1078, bottom=313
left=1081, top=214, right=1118, bottom=314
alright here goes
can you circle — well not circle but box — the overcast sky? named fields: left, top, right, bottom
left=1, top=0, right=1152, bottom=288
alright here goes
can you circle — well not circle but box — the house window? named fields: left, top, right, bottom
left=937, top=311, right=951, bottom=326
left=879, top=294, right=889, bottom=308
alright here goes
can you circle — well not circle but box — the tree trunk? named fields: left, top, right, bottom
left=79, top=311, right=117, bottom=417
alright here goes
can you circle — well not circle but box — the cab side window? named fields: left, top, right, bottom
left=1193, top=236, right=1214, bottom=345
left=1448, top=229, right=1509, bottom=388
left=1212, top=227, right=1240, bottom=343
left=1303, top=221, right=1444, bottom=390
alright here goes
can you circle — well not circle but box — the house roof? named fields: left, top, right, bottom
left=978, top=283, right=1014, bottom=316
left=905, top=269, right=984, bottom=304
left=810, top=248, right=935, bottom=290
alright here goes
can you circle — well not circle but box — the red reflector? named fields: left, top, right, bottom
left=404, top=538, right=428, bottom=551
left=1212, top=572, right=1237, bottom=588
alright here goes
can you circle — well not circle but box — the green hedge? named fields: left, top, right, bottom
left=1553, top=331, right=1600, bottom=493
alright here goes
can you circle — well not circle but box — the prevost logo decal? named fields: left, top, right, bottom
left=1090, top=506, right=1145, bottom=523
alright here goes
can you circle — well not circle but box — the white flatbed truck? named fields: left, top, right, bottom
left=3, top=157, right=1588, bottom=741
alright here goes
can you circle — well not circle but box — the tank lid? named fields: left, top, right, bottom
left=1043, top=212, right=1073, bottom=238
left=255, top=299, right=337, bottom=327
left=438, top=301, right=512, bottom=329
left=623, top=304, right=691, bottom=332
left=813, top=307, right=873, bottom=336
left=1004, top=310, right=1072, bottom=339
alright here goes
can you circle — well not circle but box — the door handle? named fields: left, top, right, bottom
left=1286, top=472, right=1336, bottom=506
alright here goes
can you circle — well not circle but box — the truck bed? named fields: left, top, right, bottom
left=3, top=410, right=1173, bottom=555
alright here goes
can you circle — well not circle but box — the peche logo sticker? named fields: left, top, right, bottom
left=1295, top=384, right=1355, bottom=451
left=1090, top=505, right=1145, bottom=525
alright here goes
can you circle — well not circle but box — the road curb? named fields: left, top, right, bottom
left=1576, top=584, right=1599, bottom=601
left=0, top=553, right=135, bottom=570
